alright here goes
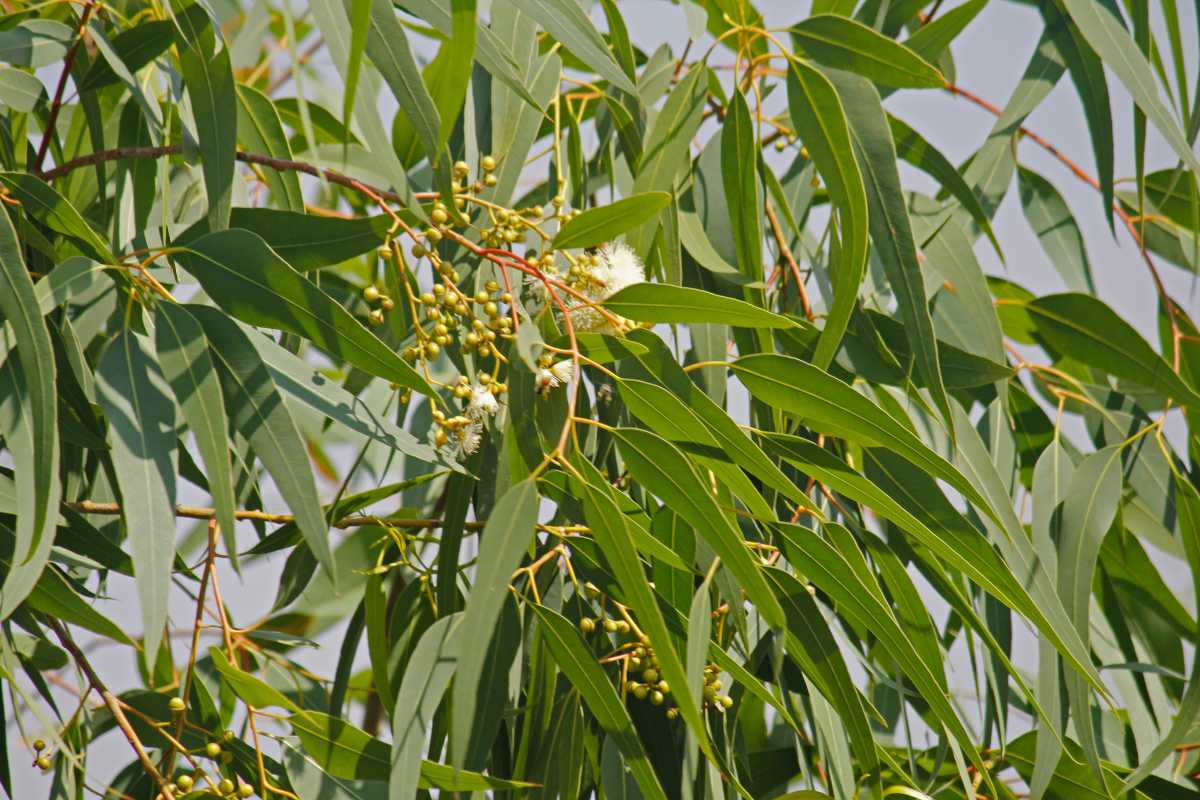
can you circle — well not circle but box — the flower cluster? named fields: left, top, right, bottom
left=561, top=241, right=645, bottom=333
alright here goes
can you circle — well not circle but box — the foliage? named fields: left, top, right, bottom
left=0, top=1, right=1198, bottom=799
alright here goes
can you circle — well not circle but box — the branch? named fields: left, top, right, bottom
left=32, top=0, right=96, bottom=174
left=67, top=500, right=485, bottom=531
left=38, top=146, right=439, bottom=207
left=49, top=619, right=175, bottom=799
left=945, top=82, right=1184, bottom=370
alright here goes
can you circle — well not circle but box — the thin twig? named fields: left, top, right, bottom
left=765, top=199, right=813, bottom=320
left=66, top=500, right=485, bottom=531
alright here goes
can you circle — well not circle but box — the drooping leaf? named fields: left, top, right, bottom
left=450, top=479, right=538, bottom=765
left=173, top=5, right=237, bottom=230
left=174, top=229, right=433, bottom=397
left=0, top=207, right=58, bottom=619
left=552, top=192, right=672, bottom=250
left=529, top=604, right=668, bottom=800
left=186, top=305, right=335, bottom=582
left=786, top=59, right=869, bottom=369
left=154, top=303, right=237, bottom=565
left=793, top=15, right=945, bottom=88
left=604, top=283, right=798, bottom=329
left=95, top=331, right=177, bottom=662
left=1027, top=293, right=1200, bottom=407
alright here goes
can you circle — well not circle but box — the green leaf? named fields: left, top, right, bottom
left=627, top=64, right=708, bottom=258
left=153, top=303, right=237, bottom=567
left=763, top=567, right=878, bottom=778
left=175, top=229, right=433, bottom=397
left=0, top=208, right=58, bottom=614
left=392, top=615, right=458, bottom=800
left=722, top=91, right=764, bottom=283
left=731, top=354, right=990, bottom=514
left=828, top=69, right=951, bottom=428
left=235, top=85, right=305, bottom=213
left=1017, top=168, right=1096, bottom=293
left=0, top=173, right=112, bottom=262
left=360, top=0, right=441, bottom=164
left=78, top=19, right=175, bottom=91
left=0, top=68, right=44, bottom=112
left=1026, top=293, right=1200, bottom=407
left=611, top=426, right=786, bottom=628
left=1059, top=0, right=1200, bottom=179
left=529, top=604, right=668, bottom=800
left=95, top=331, right=177, bottom=663
left=178, top=208, right=394, bottom=271
left=209, top=648, right=300, bottom=711
left=604, top=283, right=798, bottom=329
left=773, top=523, right=984, bottom=772
left=22, top=563, right=132, bottom=645
left=434, top=0, right=476, bottom=150
left=0, top=20, right=72, bottom=68
left=510, top=0, right=636, bottom=95
left=450, top=479, right=538, bottom=765
left=786, top=59, right=869, bottom=369
left=886, top=114, right=1001, bottom=258
left=573, top=456, right=712, bottom=763
left=902, top=0, right=986, bottom=63
left=552, top=192, right=672, bottom=250
left=174, top=7, right=237, bottom=230
left=187, top=305, right=335, bottom=582
left=1057, top=446, right=1123, bottom=790
left=290, top=710, right=532, bottom=790
left=793, top=15, right=944, bottom=88
left=342, top=0, right=371, bottom=149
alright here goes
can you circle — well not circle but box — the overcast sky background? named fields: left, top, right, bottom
left=9, top=0, right=1200, bottom=795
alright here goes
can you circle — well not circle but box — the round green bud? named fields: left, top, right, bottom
left=169, top=697, right=186, bottom=713
left=175, top=775, right=194, bottom=791
left=481, top=155, right=497, bottom=172
left=579, top=618, right=595, bottom=634
left=33, top=739, right=45, bottom=752
left=431, top=208, right=448, bottom=225
left=239, top=784, right=255, bottom=798
left=363, top=285, right=381, bottom=303
left=219, top=778, right=236, bottom=795
left=36, top=756, right=51, bottom=771
left=205, top=742, right=222, bottom=758
left=650, top=691, right=664, bottom=706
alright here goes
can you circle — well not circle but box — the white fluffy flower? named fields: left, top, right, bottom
left=550, top=360, right=576, bottom=385
left=441, top=421, right=483, bottom=460
left=536, top=360, right=578, bottom=395
left=466, top=385, right=499, bottom=418
left=593, top=241, right=645, bottom=295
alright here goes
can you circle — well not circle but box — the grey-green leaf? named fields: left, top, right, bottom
left=95, top=331, right=177, bottom=662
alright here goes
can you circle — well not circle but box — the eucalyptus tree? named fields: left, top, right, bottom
left=1, top=1, right=1198, bottom=799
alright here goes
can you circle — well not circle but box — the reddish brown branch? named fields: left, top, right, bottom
left=33, top=1, right=96, bottom=174
left=946, top=82, right=1183, bottom=370
left=38, top=145, right=439, bottom=206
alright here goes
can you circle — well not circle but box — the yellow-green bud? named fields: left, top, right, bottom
left=175, top=775, right=194, bottom=791
left=363, top=285, right=381, bottom=303
left=205, top=742, right=222, bottom=758
left=169, top=697, right=186, bottom=713
left=481, top=155, right=497, bottom=171
left=219, top=778, right=236, bottom=795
